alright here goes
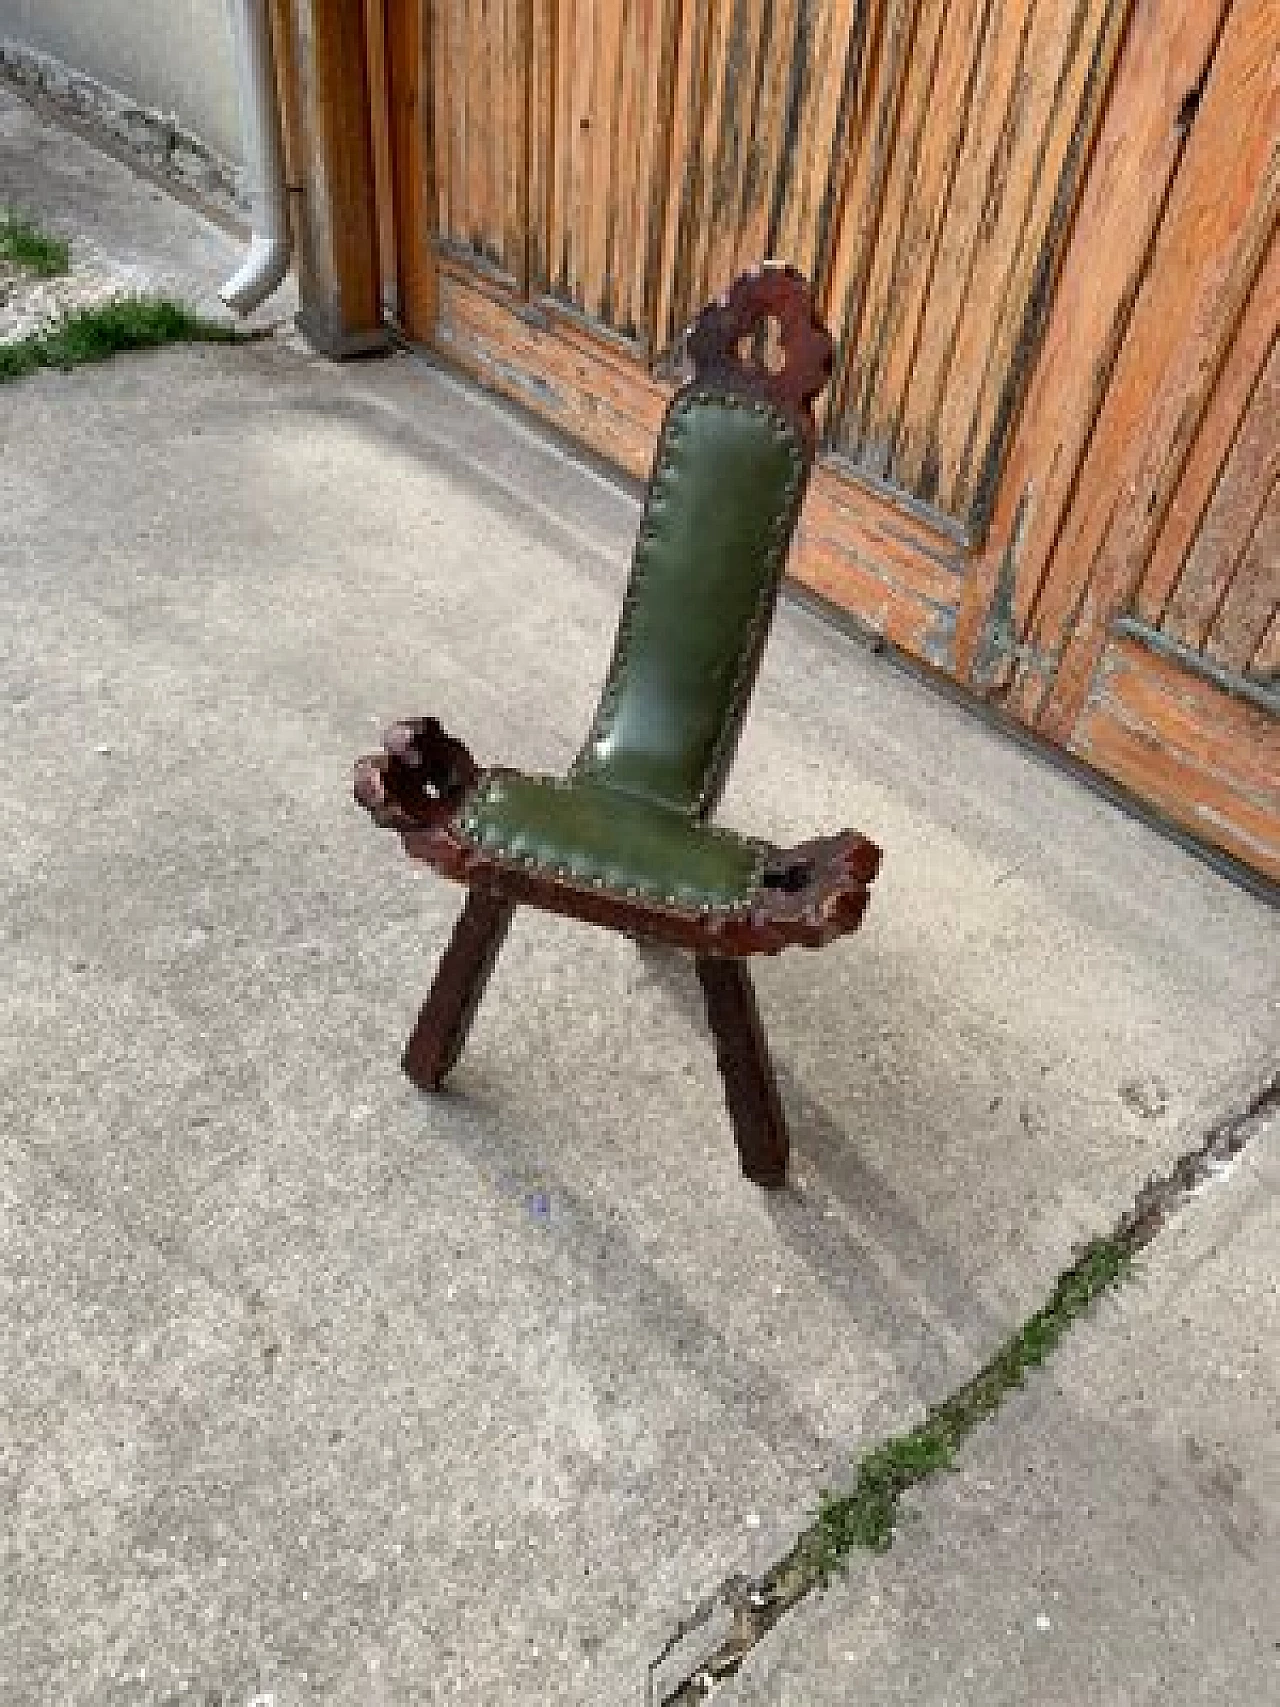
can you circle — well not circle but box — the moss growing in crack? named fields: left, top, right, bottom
left=0, top=209, right=71, bottom=277
left=806, top=1236, right=1131, bottom=1572
left=0, top=297, right=241, bottom=383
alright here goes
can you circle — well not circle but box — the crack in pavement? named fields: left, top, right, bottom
left=645, top=1069, right=1280, bottom=1706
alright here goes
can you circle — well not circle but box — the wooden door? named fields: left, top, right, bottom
left=343, top=0, right=1278, bottom=878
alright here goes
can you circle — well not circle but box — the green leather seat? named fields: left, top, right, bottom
left=456, top=388, right=806, bottom=906
left=458, top=772, right=767, bottom=911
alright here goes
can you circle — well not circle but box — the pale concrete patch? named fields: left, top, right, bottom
left=721, top=1119, right=1280, bottom=1707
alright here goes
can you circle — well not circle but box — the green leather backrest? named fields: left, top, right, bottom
left=571, top=392, right=808, bottom=817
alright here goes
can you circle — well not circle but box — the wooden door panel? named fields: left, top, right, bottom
left=1016, top=0, right=1280, bottom=741
left=1156, top=340, right=1280, bottom=654
left=1072, top=635, right=1280, bottom=879
left=536, top=0, right=681, bottom=344
left=825, top=0, right=1130, bottom=537
left=432, top=0, right=530, bottom=285
left=647, top=0, right=884, bottom=356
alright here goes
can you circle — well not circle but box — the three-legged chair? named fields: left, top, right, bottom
left=354, top=266, right=881, bottom=1186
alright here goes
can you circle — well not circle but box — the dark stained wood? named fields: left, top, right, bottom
left=696, top=958, right=790, bottom=1188
left=356, top=735, right=881, bottom=957
left=401, top=888, right=517, bottom=1090
left=683, top=263, right=836, bottom=449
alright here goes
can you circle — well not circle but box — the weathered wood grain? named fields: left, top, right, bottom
left=1251, top=609, right=1280, bottom=680
left=1205, top=481, right=1280, bottom=673
left=948, top=0, right=1130, bottom=529
left=1072, top=635, right=1280, bottom=879
left=953, top=0, right=1229, bottom=686
left=1025, top=0, right=1280, bottom=742
left=1135, top=230, right=1279, bottom=627
left=1161, top=337, right=1280, bottom=651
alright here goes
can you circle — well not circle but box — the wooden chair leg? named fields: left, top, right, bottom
left=402, top=889, right=516, bottom=1091
left=695, top=956, right=790, bottom=1187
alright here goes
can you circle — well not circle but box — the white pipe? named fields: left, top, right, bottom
left=219, top=0, right=290, bottom=314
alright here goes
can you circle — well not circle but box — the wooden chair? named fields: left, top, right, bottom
left=354, top=266, right=881, bottom=1187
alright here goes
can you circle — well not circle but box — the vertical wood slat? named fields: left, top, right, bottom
left=467, top=0, right=494, bottom=256
left=586, top=0, right=622, bottom=320
left=887, top=0, right=1035, bottom=497
left=432, top=0, right=453, bottom=236
left=1205, top=482, right=1280, bottom=671
left=569, top=0, right=596, bottom=304
left=503, top=0, right=527, bottom=279
left=528, top=0, right=555, bottom=291
left=776, top=0, right=863, bottom=279
left=823, top=0, right=1126, bottom=534
left=824, top=1, right=927, bottom=433
left=859, top=0, right=992, bottom=471
left=656, top=0, right=869, bottom=353
left=683, top=0, right=738, bottom=319
left=1022, top=0, right=1280, bottom=742
left=701, top=0, right=769, bottom=312
left=365, top=0, right=398, bottom=310
left=946, top=0, right=1131, bottom=527
left=1159, top=336, right=1280, bottom=650
left=429, top=0, right=528, bottom=285
left=653, top=1, right=708, bottom=349
left=380, top=0, right=438, bottom=338
left=1250, top=608, right=1280, bottom=679
left=284, top=0, right=385, bottom=353
left=736, top=0, right=802, bottom=273
left=952, top=0, right=1230, bottom=685
left=838, top=0, right=947, bottom=470
left=548, top=0, right=573, bottom=292
left=609, top=0, right=640, bottom=330
left=637, top=0, right=683, bottom=349
left=1134, top=229, right=1279, bottom=627
left=539, top=0, right=676, bottom=336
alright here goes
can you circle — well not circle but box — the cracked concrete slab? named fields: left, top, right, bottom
left=2, top=87, right=1278, bottom=1707
left=719, top=1115, right=1280, bottom=1707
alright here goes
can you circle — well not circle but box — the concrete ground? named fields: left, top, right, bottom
left=1, top=80, right=1277, bottom=1707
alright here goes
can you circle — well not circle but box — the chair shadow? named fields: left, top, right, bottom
left=632, top=940, right=1010, bottom=1397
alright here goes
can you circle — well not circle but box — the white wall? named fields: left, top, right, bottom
left=0, top=0, right=242, bottom=162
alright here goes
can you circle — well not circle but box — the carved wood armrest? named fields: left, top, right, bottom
left=353, top=717, right=480, bottom=832
left=355, top=718, right=881, bottom=956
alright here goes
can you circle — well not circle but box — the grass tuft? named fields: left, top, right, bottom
left=0, top=296, right=240, bottom=384
left=805, top=1236, right=1131, bottom=1571
left=0, top=210, right=71, bottom=277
